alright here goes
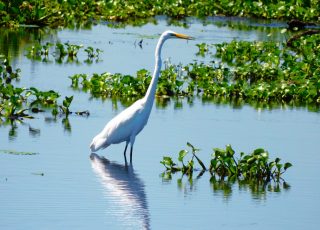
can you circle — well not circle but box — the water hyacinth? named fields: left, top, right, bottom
left=69, top=69, right=151, bottom=99
left=0, top=56, right=81, bottom=122
left=160, top=143, right=292, bottom=199
left=161, top=143, right=292, bottom=183
left=0, top=1, right=319, bottom=28
left=26, top=42, right=102, bottom=64
left=69, top=34, right=320, bottom=109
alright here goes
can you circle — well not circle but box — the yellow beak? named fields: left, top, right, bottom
left=174, top=33, right=194, bottom=40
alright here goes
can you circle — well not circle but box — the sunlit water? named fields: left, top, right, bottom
left=1, top=17, right=319, bottom=230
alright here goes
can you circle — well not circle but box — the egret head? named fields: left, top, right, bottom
left=162, top=30, right=194, bottom=40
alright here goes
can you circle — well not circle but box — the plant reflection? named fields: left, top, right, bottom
left=28, top=125, right=40, bottom=138
left=8, top=123, right=18, bottom=141
left=162, top=172, right=290, bottom=200
left=90, top=153, right=150, bottom=230
left=62, top=117, right=71, bottom=133
left=0, top=119, right=20, bottom=141
left=211, top=176, right=290, bottom=200
left=0, top=27, right=57, bottom=61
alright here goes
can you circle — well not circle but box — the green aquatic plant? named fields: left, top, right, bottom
left=54, top=96, right=73, bottom=117
left=195, top=43, right=211, bottom=57
left=0, top=0, right=319, bottom=28
left=0, top=98, right=32, bottom=120
left=69, top=69, right=151, bottom=99
left=69, top=64, right=192, bottom=105
left=1, top=89, right=83, bottom=138
left=0, top=58, right=31, bottom=120
left=157, top=63, right=187, bottom=96
left=27, top=87, right=60, bottom=107
left=0, top=0, right=106, bottom=27
left=0, top=58, right=21, bottom=83
left=172, top=35, right=320, bottom=106
left=161, top=143, right=292, bottom=199
left=0, top=54, right=87, bottom=129
left=102, top=0, right=320, bottom=23
left=84, top=46, right=103, bottom=59
left=55, top=42, right=68, bottom=58
left=67, top=33, right=319, bottom=110
left=210, top=145, right=292, bottom=181
left=65, top=42, right=83, bottom=58
left=161, top=143, right=292, bottom=183
left=200, top=35, right=320, bottom=105
left=26, top=41, right=101, bottom=64
left=161, top=142, right=206, bottom=179
left=26, top=42, right=52, bottom=59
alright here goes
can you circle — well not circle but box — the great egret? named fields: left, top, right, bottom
left=90, top=30, right=193, bottom=163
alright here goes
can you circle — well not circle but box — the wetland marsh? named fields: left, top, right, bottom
left=1, top=16, right=320, bottom=230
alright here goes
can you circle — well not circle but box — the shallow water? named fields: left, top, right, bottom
left=1, top=17, right=319, bottom=230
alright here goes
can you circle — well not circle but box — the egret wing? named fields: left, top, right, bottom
left=101, top=99, right=145, bottom=145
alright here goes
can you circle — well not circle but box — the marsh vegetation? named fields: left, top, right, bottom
left=68, top=33, right=320, bottom=109
left=0, top=2, right=319, bottom=229
left=0, top=0, right=319, bottom=27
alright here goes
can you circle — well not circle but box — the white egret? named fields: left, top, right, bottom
left=90, top=30, right=193, bottom=163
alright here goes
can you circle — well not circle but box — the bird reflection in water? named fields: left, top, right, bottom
left=90, top=153, right=150, bottom=230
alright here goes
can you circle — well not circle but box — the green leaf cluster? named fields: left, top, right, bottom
left=193, top=35, right=320, bottom=105
left=26, top=42, right=102, bottom=64
left=103, top=0, right=320, bottom=23
left=69, top=69, right=151, bottom=100
left=161, top=143, right=292, bottom=184
left=69, top=63, right=192, bottom=107
left=161, top=142, right=206, bottom=180
left=0, top=58, right=28, bottom=120
left=1, top=0, right=319, bottom=28
left=210, top=145, right=292, bottom=182
left=0, top=0, right=106, bottom=27
left=0, top=56, right=74, bottom=122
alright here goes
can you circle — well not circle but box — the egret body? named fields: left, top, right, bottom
left=90, top=30, right=193, bottom=163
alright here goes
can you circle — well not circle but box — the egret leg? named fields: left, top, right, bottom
left=130, top=145, right=133, bottom=164
left=124, top=142, right=129, bottom=164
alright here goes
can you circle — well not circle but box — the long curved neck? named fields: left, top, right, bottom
left=144, top=36, right=165, bottom=105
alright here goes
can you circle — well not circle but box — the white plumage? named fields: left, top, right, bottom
left=90, top=30, right=193, bottom=163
